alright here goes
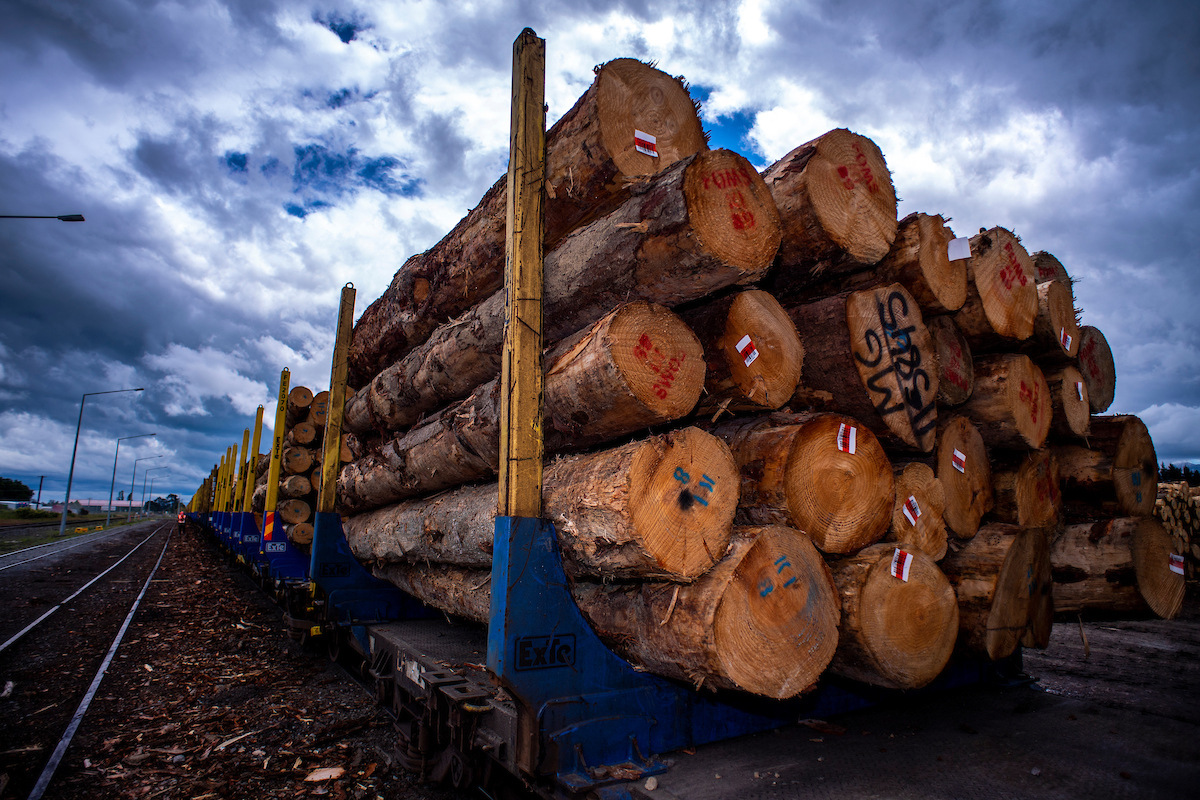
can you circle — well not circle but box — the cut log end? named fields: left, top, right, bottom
left=596, top=58, right=707, bottom=179
left=913, top=213, right=966, bottom=311
left=1130, top=517, right=1186, bottom=619
left=784, top=415, right=895, bottom=554
left=718, top=290, right=805, bottom=409
left=926, top=315, right=974, bottom=406
left=286, top=522, right=314, bottom=547
left=603, top=301, right=707, bottom=420
left=804, top=131, right=898, bottom=264
left=984, top=526, right=1047, bottom=661
left=833, top=544, right=959, bottom=689
left=288, top=386, right=314, bottom=410
left=1038, top=280, right=1079, bottom=359
left=683, top=149, right=782, bottom=279
left=1047, top=365, right=1091, bottom=437
left=890, top=463, right=948, bottom=561
left=1113, top=415, right=1158, bottom=517
left=938, top=415, right=993, bottom=539
left=963, top=354, right=1051, bottom=450
left=712, top=526, right=840, bottom=698
left=627, top=427, right=740, bottom=578
left=967, top=227, right=1038, bottom=340
left=1032, top=250, right=1072, bottom=288
left=1077, top=326, right=1116, bottom=413
left=846, top=285, right=939, bottom=451
left=993, top=450, right=1061, bottom=528
left=288, top=421, right=317, bottom=445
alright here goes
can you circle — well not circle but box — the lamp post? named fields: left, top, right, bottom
left=142, top=466, right=169, bottom=518
left=58, top=387, right=145, bottom=536
left=146, top=472, right=169, bottom=515
left=128, top=455, right=163, bottom=522
left=107, top=433, right=156, bottom=527
left=0, top=214, right=85, bottom=221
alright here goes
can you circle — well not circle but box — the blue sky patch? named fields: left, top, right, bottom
left=690, top=85, right=761, bottom=164
left=224, top=151, right=248, bottom=173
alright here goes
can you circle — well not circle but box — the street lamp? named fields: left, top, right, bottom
left=0, top=214, right=85, bottom=221
left=106, top=433, right=156, bottom=528
left=146, top=472, right=170, bottom=515
left=128, top=455, right=163, bottom=522
left=59, top=387, right=145, bottom=536
left=142, top=466, right=169, bottom=518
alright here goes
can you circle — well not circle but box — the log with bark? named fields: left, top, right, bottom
left=373, top=525, right=840, bottom=699
left=713, top=412, right=894, bottom=554
left=887, top=462, right=947, bottom=560
left=1054, top=415, right=1158, bottom=519
left=937, top=415, right=994, bottom=539
left=871, top=212, right=964, bottom=314
left=952, top=227, right=1038, bottom=347
left=337, top=302, right=706, bottom=514
left=344, top=148, right=782, bottom=435
left=827, top=543, right=959, bottom=689
left=940, top=523, right=1049, bottom=660
left=1043, top=364, right=1090, bottom=438
left=678, top=289, right=804, bottom=414
left=784, top=284, right=938, bottom=451
left=1050, top=517, right=1185, bottom=619
left=284, top=386, right=314, bottom=428
left=344, top=427, right=738, bottom=581
left=1031, top=250, right=1072, bottom=289
left=1076, top=325, right=1116, bottom=413
left=762, top=129, right=898, bottom=290
left=347, top=58, right=708, bottom=387
left=1023, top=280, right=1078, bottom=361
left=990, top=449, right=1060, bottom=528
left=926, top=315, right=974, bottom=406
left=957, top=354, right=1051, bottom=450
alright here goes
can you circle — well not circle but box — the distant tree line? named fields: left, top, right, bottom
left=0, top=477, right=33, bottom=501
left=1160, top=463, right=1200, bottom=486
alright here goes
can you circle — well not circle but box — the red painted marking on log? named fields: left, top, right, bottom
left=943, top=341, right=970, bottom=392
left=1078, top=338, right=1102, bottom=381
left=1019, top=379, right=1042, bottom=426
left=725, top=188, right=756, bottom=231
left=633, top=332, right=687, bottom=399
left=702, top=167, right=755, bottom=191
left=836, top=144, right=881, bottom=194
left=995, top=241, right=1030, bottom=293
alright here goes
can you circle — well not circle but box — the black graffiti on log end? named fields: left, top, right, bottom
left=852, top=290, right=936, bottom=437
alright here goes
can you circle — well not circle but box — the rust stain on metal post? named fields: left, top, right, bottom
left=318, top=284, right=356, bottom=514
left=499, top=28, right=547, bottom=519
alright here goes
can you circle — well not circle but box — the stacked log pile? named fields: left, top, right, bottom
left=328, top=58, right=1184, bottom=701
left=1156, top=482, right=1200, bottom=580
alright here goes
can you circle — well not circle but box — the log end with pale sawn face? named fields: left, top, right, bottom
left=712, top=526, right=840, bottom=699
left=966, top=226, right=1038, bottom=341
left=890, top=462, right=948, bottom=561
left=719, top=289, right=805, bottom=409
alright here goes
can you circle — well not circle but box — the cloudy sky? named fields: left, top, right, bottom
left=1, top=0, right=1197, bottom=505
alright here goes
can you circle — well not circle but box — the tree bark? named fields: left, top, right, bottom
left=952, top=227, right=1038, bottom=347
left=374, top=526, right=841, bottom=699
left=344, top=148, right=782, bottom=435
left=678, top=289, right=804, bottom=415
left=937, top=415, right=994, bottom=539
left=336, top=302, right=706, bottom=514
left=1076, top=325, right=1116, bottom=413
left=940, top=524, right=1048, bottom=660
left=958, top=354, right=1051, bottom=449
left=827, top=543, right=959, bottom=689
left=887, top=462, right=947, bottom=560
left=990, top=449, right=1061, bottom=528
left=346, top=58, right=709, bottom=387
left=712, top=412, right=894, bottom=554
left=344, top=427, right=738, bottom=581
left=784, top=284, right=938, bottom=451
left=1053, top=415, right=1158, bottom=519
left=762, top=129, right=898, bottom=290
left=926, top=314, right=974, bottom=406
left=1050, top=517, right=1185, bottom=619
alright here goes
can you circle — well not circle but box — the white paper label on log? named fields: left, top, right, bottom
left=836, top=423, right=858, bottom=455
left=1075, top=381, right=1085, bottom=401
left=1060, top=327, right=1072, bottom=351
left=634, top=129, right=659, bottom=157
left=735, top=334, right=760, bottom=367
left=890, top=548, right=913, bottom=582
left=947, top=237, right=971, bottom=261
left=1170, top=553, right=1185, bottom=575
left=952, top=448, right=966, bottom=473
left=902, top=495, right=922, bottom=527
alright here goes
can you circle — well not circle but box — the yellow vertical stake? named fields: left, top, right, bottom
left=216, top=453, right=227, bottom=512
left=235, top=428, right=250, bottom=512
left=318, top=285, right=356, bottom=514
left=242, top=406, right=264, bottom=515
left=264, top=369, right=291, bottom=537
left=498, top=28, right=546, bottom=519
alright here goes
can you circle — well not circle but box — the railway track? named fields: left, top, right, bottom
left=0, top=521, right=174, bottom=799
